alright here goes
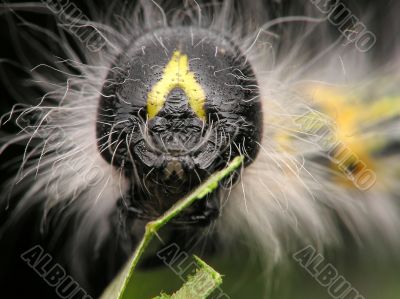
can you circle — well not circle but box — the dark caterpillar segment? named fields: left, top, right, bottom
left=97, top=27, right=263, bottom=222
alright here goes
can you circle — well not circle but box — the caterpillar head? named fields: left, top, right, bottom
left=97, top=27, right=262, bottom=220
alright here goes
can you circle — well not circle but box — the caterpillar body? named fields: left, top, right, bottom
left=0, top=0, right=399, bottom=298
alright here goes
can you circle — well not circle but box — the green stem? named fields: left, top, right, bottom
left=111, top=156, right=243, bottom=299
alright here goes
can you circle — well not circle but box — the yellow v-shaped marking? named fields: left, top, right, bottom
left=147, top=50, right=206, bottom=120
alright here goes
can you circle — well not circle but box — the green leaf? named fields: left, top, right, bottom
left=152, top=256, right=223, bottom=299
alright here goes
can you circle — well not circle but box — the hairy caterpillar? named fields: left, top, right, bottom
left=0, top=0, right=399, bottom=298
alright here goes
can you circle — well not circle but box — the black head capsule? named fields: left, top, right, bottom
left=97, top=27, right=262, bottom=222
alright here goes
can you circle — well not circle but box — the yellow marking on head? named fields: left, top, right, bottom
left=147, top=50, right=206, bottom=120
